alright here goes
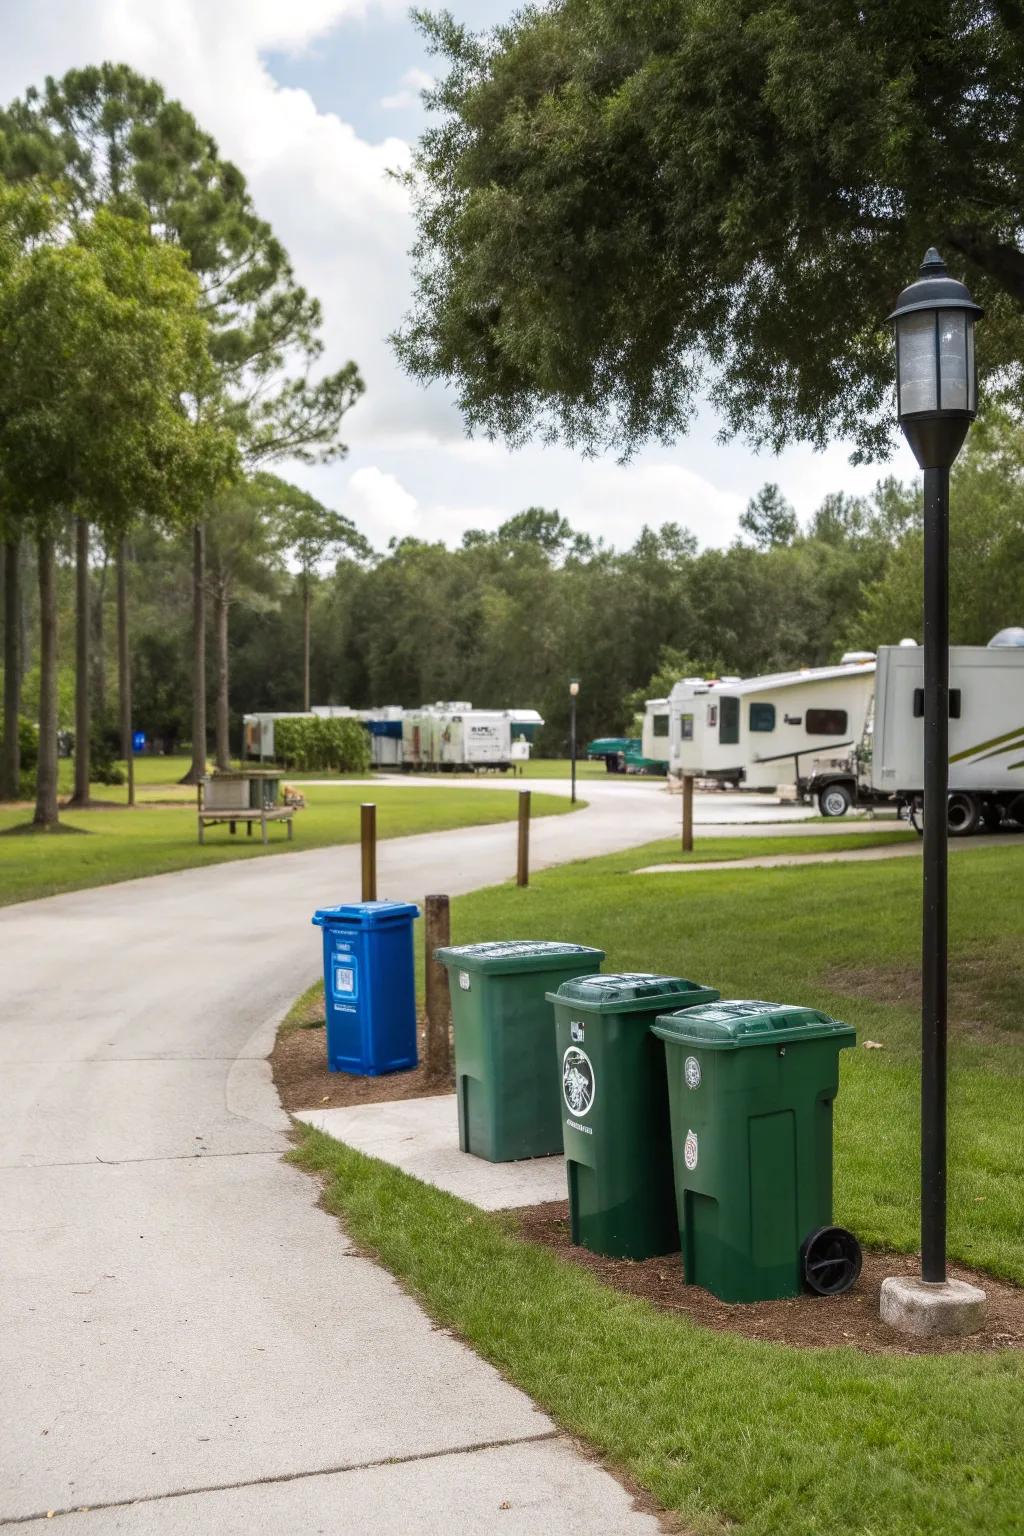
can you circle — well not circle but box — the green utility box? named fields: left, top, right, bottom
left=437, top=940, right=606, bottom=1162
left=652, top=1001, right=857, bottom=1302
left=548, top=973, right=720, bottom=1260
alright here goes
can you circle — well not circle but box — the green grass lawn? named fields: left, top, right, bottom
left=0, top=781, right=577, bottom=906
left=294, top=833, right=1024, bottom=1536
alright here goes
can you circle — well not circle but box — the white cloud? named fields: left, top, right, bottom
left=380, top=66, right=433, bottom=110
left=343, top=466, right=420, bottom=543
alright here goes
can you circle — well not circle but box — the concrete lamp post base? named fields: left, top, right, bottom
left=880, top=1275, right=987, bottom=1338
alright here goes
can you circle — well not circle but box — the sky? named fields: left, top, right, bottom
left=0, top=0, right=920, bottom=553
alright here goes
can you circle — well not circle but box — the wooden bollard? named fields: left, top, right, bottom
left=517, top=790, right=531, bottom=887
left=360, top=802, right=377, bottom=900
left=424, top=893, right=452, bottom=1080
left=682, top=774, right=694, bottom=853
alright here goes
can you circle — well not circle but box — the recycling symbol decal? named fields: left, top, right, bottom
left=562, top=1046, right=596, bottom=1118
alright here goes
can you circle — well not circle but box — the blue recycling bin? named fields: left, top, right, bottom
left=311, top=901, right=420, bottom=1075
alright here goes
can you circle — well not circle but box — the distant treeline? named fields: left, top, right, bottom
left=3, top=414, right=1022, bottom=760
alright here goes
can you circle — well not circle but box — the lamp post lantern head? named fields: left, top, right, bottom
left=889, top=248, right=983, bottom=470
left=569, top=679, right=580, bottom=697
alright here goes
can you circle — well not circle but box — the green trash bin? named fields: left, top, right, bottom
left=547, top=973, right=720, bottom=1259
left=436, top=940, right=606, bottom=1162
left=652, top=1000, right=859, bottom=1302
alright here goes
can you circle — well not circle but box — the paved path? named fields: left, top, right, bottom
left=0, top=786, right=679, bottom=1533
left=635, top=832, right=1012, bottom=873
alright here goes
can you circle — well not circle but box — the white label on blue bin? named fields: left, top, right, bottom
left=684, top=1056, right=701, bottom=1090
left=459, top=970, right=471, bottom=991
left=335, top=966, right=355, bottom=995
left=684, top=1129, right=699, bottom=1171
left=562, top=1046, right=595, bottom=1118
left=570, top=1019, right=585, bottom=1043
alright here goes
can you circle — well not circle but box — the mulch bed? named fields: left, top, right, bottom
left=513, top=1201, right=1024, bottom=1356
left=272, top=1009, right=453, bottom=1114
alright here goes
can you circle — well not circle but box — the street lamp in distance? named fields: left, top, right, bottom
left=880, top=247, right=987, bottom=1338
left=569, top=679, right=580, bottom=804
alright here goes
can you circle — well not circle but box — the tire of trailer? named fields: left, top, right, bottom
left=818, top=783, right=853, bottom=818
left=947, top=792, right=981, bottom=836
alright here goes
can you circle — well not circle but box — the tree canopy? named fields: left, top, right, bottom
left=396, top=1, right=1024, bottom=458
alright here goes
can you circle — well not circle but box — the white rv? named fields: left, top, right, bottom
left=869, top=632, right=1024, bottom=833
left=667, top=657, right=877, bottom=795
left=641, top=698, right=672, bottom=768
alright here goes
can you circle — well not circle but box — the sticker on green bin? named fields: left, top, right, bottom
left=562, top=1046, right=595, bottom=1117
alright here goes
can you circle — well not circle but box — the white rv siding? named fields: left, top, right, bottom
left=872, top=645, right=1024, bottom=794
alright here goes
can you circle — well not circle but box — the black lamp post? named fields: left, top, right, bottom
left=889, top=249, right=982, bottom=1284
left=569, top=679, right=580, bottom=804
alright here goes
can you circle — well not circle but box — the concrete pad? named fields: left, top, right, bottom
left=880, top=1275, right=987, bottom=1337
left=14, top=1437, right=661, bottom=1534
left=0, top=1153, right=551, bottom=1519
left=297, top=1096, right=568, bottom=1211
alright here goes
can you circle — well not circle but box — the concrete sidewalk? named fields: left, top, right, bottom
left=0, top=789, right=665, bottom=1531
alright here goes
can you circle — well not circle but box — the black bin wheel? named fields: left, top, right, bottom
left=801, top=1226, right=862, bottom=1296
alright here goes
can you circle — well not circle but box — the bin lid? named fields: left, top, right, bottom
left=312, top=900, right=420, bottom=928
left=651, top=999, right=855, bottom=1050
left=435, top=939, right=605, bottom=975
left=546, top=972, right=720, bottom=1014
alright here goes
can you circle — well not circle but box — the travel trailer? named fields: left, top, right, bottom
left=868, top=631, right=1024, bottom=833
left=640, top=699, right=672, bottom=771
left=667, top=657, right=877, bottom=794
left=245, top=703, right=544, bottom=771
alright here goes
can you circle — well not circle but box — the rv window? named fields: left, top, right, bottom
left=719, top=695, right=740, bottom=746
left=681, top=714, right=694, bottom=742
left=749, top=702, right=775, bottom=733
left=806, top=708, right=849, bottom=736
left=652, top=713, right=669, bottom=738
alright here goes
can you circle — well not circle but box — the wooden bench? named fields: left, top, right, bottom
left=197, top=775, right=296, bottom=845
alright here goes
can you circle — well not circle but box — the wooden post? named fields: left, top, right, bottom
left=682, top=773, right=694, bottom=852
left=361, top=802, right=377, bottom=900
left=517, top=790, right=531, bottom=886
left=424, top=893, right=452, bottom=1079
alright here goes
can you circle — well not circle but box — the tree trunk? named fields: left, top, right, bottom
left=182, top=522, right=207, bottom=784
left=92, top=546, right=109, bottom=723
left=303, top=573, right=311, bottom=712
left=1, top=533, right=21, bottom=800
left=214, top=579, right=231, bottom=771
left=70, top=515, right=90, bottom=806
left=33, top=533, right=59, bottom=828
left=117, top=536, right=135, bottom=808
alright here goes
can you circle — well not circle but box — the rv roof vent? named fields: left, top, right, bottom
left=899, top=637, right=919, bottom=647
left=721, top=675, right=741, bottom=684
left=840, top=650, right=876, bottom=665
left=988, top=626, right=1024, bottom=648
left=683, top=677, right=704, bottom=686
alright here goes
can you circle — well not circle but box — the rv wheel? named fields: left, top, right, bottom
left=947, top=793, right=980, bottom=837
left=818, top=783, right=852, bottom=818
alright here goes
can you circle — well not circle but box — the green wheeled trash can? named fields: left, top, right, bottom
left=436, top=940, right=605, bottom=1162
left=652, top=1000, right=861, bottom=1302
left=548, top=973, right=720, bottom=1259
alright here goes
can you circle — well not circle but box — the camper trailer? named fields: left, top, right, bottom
left=667, top=658, right=877, bottom=795
left=363, top=707, right=404, bottom=768
left=869, top=632, right=1024, bottom=833
left=640, top=699, right=672, bottom=771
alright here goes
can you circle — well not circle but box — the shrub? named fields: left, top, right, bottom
left=272, top=715, right=371, bottom=774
